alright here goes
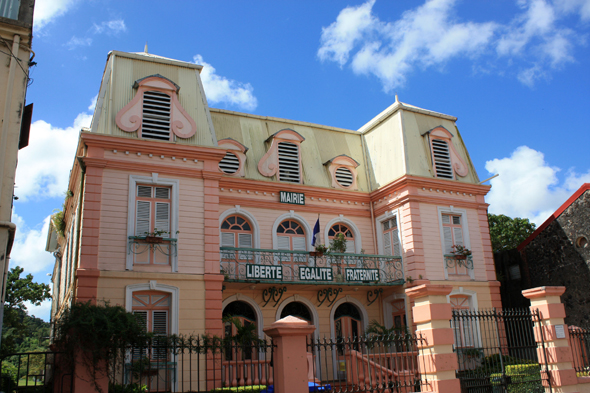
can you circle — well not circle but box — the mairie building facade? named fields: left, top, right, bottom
left=47, top=50, right=500, bottom=349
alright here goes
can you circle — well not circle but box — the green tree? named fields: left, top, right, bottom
left=487, top=213, right=536, bottom=253
left=1, top=267, right=51, bottom=356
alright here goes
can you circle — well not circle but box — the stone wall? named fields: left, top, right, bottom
left=522, top=189, right=590, bottom=328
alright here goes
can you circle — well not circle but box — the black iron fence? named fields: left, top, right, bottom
left=307, top=334, right=427, bottom=393
left=452, top=308, right=550, bottom=393
left=110, top=337, right=275, bottom=393
left=569, top=326, right=590, bottom=375
left=0, top=351, right=73, bottom=393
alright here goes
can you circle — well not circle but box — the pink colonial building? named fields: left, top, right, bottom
left=47, top=50, right=499, bottom=353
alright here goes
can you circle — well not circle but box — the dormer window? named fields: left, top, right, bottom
left=278, top=142, right=300, bottom=183
left=218, top=138, right=248, bottom=177
left=425, top=126, right=468, bottom=180
left=431, top=139, right=453, bottom=179
left=142, top=91, right=172, bottom=141
left=116, top=74, right=196, bottom=141
left=324, top=155, right=360, bottom=190
left=258, top=129, right=305, bottom=184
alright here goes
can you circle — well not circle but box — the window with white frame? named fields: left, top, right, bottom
left=127, top=175, right=179, bottom=271
left=442, top=214, right=463, bottom=254
left=132, top=291, right=170, bottom=360
left=221, top=215, right=253, bottom=260
left=328, top=224, right=355, bottom=253
left=382, top=217, right=401, bottom=257
left=450, top=295, right=474, bottom=347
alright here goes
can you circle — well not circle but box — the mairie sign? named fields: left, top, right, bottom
left=279, top=191, right=305, bottom=205
left=246, top=264, right=283, bottom=280
left=299, top=267, right=333, bottom=281
left=345, top=268, right=380, bottom=282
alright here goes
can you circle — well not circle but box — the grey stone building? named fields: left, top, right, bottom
left=518, top=183, right=590, bottom=327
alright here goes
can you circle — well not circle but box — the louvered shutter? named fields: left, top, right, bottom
left=277, top=142, right=300, bottom=183
left=221, top=232, right=235, bottom=247
left=383, top=232, right=392, bottom=256
left=137, top=185, right=152, bottom=198
left=462, top=320, right=474, bottom=347
left=391, top=228, right=401, bottom=256
left=292, top=237, right=307, bottom=251
left=431, top=139, right=453, bottom=179
left=133, top=311, right=148, bottom=359
left=453, top=227, right=464, bottom=247
left=277, top=236, right=291, bottom=261
left=136, top=201, right=151, bottom=236
left=335, top=167, right=354, bottom=187
left=152, top=311, right=168, bottom=360
left=238, top=233, right=253, bottom=260
left=345, top=240, right=355, bottom=253
left=219, top=152, right=241, bottom=174
left=154, top=202, right=170, bottom=234
left=443, top=227, right=454, bottom=254
left=142, top=91, right=171, bottom=141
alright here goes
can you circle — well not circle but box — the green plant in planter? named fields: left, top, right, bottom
left=313, top=244, right=329, bottom=255
left=452, top=245, right=472, bottom=258
left=329, top=233, right=347, bottom=253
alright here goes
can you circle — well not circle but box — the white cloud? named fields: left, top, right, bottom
left=65, top=36, right=92, bottom=50
left=14, top=111, right=91, bottom=201
left=193, top=55, right=258, bottom=111
left=10, top=214, right=55, bottom=275
left=485, top=146, right=590, bottom=225
left=25, top=299, right=52, bottom=322
left=319, top=0, right=588, bottom=90
left=34, top=0, right=78, bottom=31
left=92, top=19, right=127, bottom=35
left=88, top=94, right=98, bottom=111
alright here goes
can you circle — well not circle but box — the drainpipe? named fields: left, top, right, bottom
left=0, top=35, right=21, bottom=205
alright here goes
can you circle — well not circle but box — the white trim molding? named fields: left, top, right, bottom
left=222, top=294, right=265, bottom=339
left=271, top=212, right=313, bottom=251
left=447, top=287, right=482, bottom=348
left=323, top=216, right=362, bottom=254
left=219, top=207, right=261, bottom=248
left=437, top=206, right=474, bottom=280
left=127, top=174, right=180, bottom=271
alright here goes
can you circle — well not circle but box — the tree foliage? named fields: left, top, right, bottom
left=488, top=213, right=536, bottom=253
left=1, top=267, right=51, bottom=356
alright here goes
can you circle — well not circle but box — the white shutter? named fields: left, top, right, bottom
left=383, top=232, right=392, bottom=256
left=136, top=201, right=151, bottom=236
left=155, top=187, right=170, bottom=199
left=154, top=202, right=170, bottom=234
left=277, top=236, right=290, bottom=250
left=137, top=185, right=152, bottom=198
left=392, top=228, right=401, bottom=256
left=443, top=227, right=454, bottom=254
left=453, top=227, right=464, bottom=247
left=221, top=232, right=235, bottom=247
left=345, top=240, right=355, bottom=254
left=238, top=233, right=252, bottom=248
left=292, top=237, right=307, bottom=251
left=238, top=233, right=253, bottom=260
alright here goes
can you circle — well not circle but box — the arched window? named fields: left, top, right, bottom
left=382, top=217, right=401, bottom=256
left=277, top=220, right=306, bottom=251
left=221, top=215, right=253, bottom=249
left=280, top=301, right=312, bottom=322
left=328, top=224, right=355, bottom=254
left=223, top=301, right=258, bottom=360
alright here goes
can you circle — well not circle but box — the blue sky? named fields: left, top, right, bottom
left=11, top=0, right=590, bottom=321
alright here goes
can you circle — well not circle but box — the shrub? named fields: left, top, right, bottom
left=210, top=386, right=267, bottom=393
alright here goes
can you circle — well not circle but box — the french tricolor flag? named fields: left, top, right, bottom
left=312, top=217, right=320, bottom=246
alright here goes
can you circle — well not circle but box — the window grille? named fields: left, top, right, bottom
left=219, top=152, right=241, bottom=174
left=431, top=139, right=453, bottom=179
left=335, top=167, right=354, bottom=187
left=277, top=142, right=300, bottom=183
left=142, top=91, right=171, bottom=141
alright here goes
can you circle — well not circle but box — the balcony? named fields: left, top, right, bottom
left=444, top=254, right=473, bottom=270
left=220, top=247, right=404, bottom=285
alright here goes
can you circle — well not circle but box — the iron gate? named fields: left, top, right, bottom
left=452, top=308, right=551, bottom=393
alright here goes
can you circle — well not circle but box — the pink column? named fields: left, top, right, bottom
left=73, top=351, right=108, bottom=393
left=264, top=316, right=316, bottom=393
left=522, top=286, right=579, bottom=392
left=406, top=284, right=460, bottom=393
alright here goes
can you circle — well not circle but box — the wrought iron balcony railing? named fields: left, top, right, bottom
left=444, top=254, right=474, bottom=270
left=128, top=236, right=178, bottom=257
left=220, top=247, right=404, bottom=285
